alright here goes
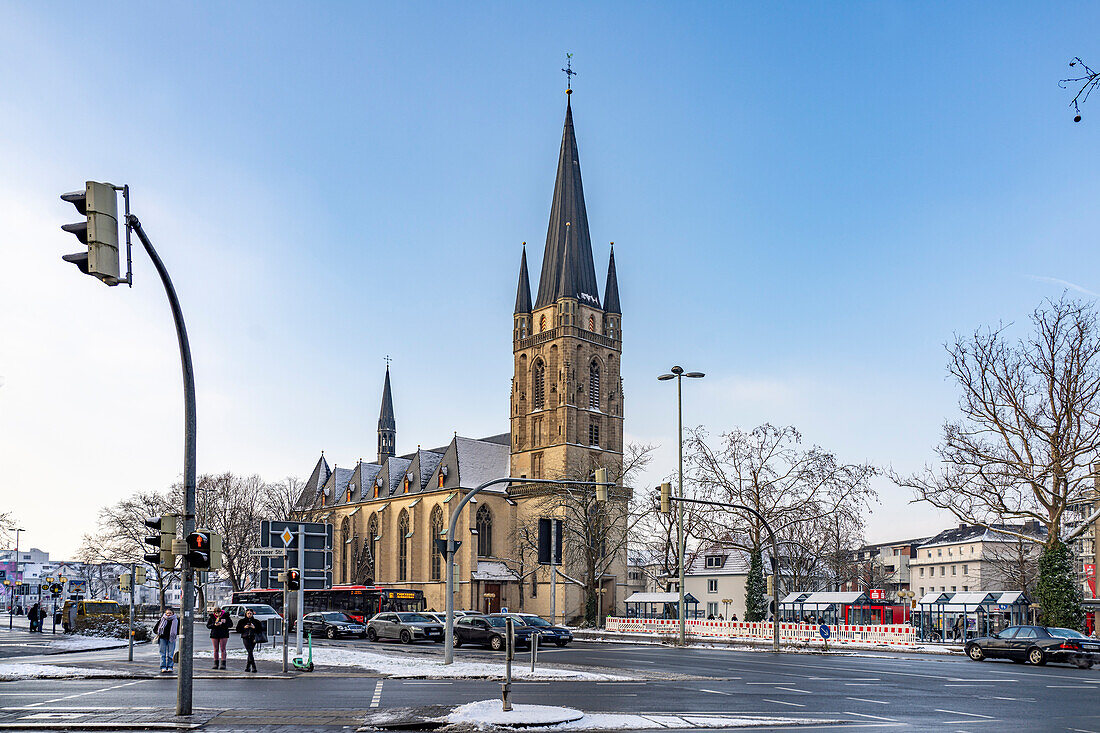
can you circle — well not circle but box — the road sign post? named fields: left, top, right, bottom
left=297, top=524, right=306, bottom=656
left=128, top=562, right=136, bottom=662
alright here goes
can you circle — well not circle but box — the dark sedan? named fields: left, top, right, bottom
left=301, top=612, right=366, bottom=640
left=503, top=613, right=573, bottom=647
left=452, top=614, right=534, bottom=651
left=965, top=625, right=1099, bottom=667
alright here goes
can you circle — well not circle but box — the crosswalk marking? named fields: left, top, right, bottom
left=370, top=680, right=383, bottom=708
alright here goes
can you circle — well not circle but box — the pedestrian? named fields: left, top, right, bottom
left=730, top=613, right=738, bottom=622
left=207, top=606, right=231, bottom=670
left=236, top=608, right=264, bottom=673
left=952, top=615, right=962, bottom=641
left=30, top=603, right=44, bottom=632
left=154, top=608, right=180, bottom=674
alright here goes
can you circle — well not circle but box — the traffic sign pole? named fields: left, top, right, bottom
left=296, top=524, right=305, bottom=656
left=128, top=562, right=135, bottom=662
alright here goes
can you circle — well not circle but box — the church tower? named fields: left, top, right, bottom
left=511, top=90, right=623, bottom=482
left=377, top=365, right=396, bottom=464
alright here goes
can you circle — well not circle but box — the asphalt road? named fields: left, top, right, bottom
left=2, top=622, right=1100, bottom=731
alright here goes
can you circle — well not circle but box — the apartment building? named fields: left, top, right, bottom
left=910, top=522, right=1044, bottom=597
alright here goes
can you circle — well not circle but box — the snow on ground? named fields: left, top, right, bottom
left=47, top=634, right=131, bottom=652
left=196, top=645, right=632, bottom=680
left=575, top=629, right=962, bottom=656
left=444, top=700, right=831, bottom=730
left=0, top=663, right=128, bottom=681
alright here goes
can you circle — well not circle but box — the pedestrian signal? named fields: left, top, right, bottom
left=186, top=530, right=212, bottom=569
left=286, top=569, right=301, bottom=591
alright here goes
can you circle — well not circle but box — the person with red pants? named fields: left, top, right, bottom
left=206, top=606, right=231, bottom=670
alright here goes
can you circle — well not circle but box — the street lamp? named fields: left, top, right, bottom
left=658, top=365, right=704, bottom=645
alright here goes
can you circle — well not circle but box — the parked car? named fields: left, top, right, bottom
left=223, top=603, right=282, bottom=631
left=965, top=625, right=1100, bottom=667
left=501, top=613, right=573, bottom=647
left=452, top=614, right=535, bottom=651
left=366, top=612, right=444, bottom=643
left=301, top=611, right=366, bottom=639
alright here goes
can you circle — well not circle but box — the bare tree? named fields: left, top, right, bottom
left=510, top=443, right=654, bottom=625
left=0, top=511, right=17, bottom=548
left=78, top=490, right=178, bottom=609
left=1061, top=57, right=1100, bottom=122
left=263, top=476, right=305, bottom=522
left=892, top=297, right=1100, bottom=547
left=629, top=471, right=708, bottom=591
left=687, top=424, right=878, bottom=562
left=984, top=536, right=1042, bottom=596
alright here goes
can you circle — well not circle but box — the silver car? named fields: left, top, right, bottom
left=366, top=612, right=445, bottom=644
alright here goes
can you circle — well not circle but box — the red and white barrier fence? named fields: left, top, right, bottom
left=604, top=617, right=917, bottom=646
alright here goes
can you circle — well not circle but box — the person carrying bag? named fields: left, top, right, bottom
left=207, top=607, right=231, bottom=670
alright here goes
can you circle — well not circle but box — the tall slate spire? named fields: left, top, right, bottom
left=377, top=365, right=395, bottom=463
left=603, top=244, right=621, bottom=315
left=535, top=94, right=602, bottom=309
left=515, top=244, right=532, bottom=314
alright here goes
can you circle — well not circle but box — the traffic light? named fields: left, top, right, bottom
left=659, top=482, right=671, bottom=514
left=134, top=566, right=146, bottom=585
left=286, top=569, right=301, bottom=591
left=49, top=584, right=62, bottom=595
left=119, top=573, right=131, bottom=591
left=143, top=515, right=177, bottom=568
left=594, top=467, right=609, bottom=502
left=208, top=533, right=223, bottom=571
left=186, top=530, right=212, bottom=569
left=60, top=181, right=120, bottom=285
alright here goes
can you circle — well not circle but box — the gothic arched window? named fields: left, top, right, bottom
left=589, top=360, right=601, bottom=410
left=476, top=505, right=493, bottom=557
left=366, top=513, right=378, bottom=583
left=533, top=360, right=545, bottom=410
left=341, top=517, right=351, bottom=584
left=397, top=509, right=410, bottom=581
left=430, top=505, right=444, bottom=580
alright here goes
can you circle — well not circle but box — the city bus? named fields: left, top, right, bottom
left=232, top=585, right=426, bottom=627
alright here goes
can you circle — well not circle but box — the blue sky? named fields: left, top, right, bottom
left=3, top=2, right=1099, bottom=557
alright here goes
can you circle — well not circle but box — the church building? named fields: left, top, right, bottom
left=294, top=88, right=625, bottom=623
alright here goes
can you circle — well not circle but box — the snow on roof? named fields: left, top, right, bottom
left=471, top=560, right=518, bottom=581
left=949, top=592, right=999, bottom=605
left=687, top=549, right=753, bottom=575
left=624, top=592, right=682, bottom=604
left=455, top=437, right=509, bottom=488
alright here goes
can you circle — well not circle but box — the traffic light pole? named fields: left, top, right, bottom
left=127, top=215, right=197, bottom=716
left=128, top=562, right=135, bottom=663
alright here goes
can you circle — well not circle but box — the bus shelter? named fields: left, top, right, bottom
left=915, top=591, right=1028, bottom=641
left=779, top=592, right=869, bottom=624
left=623, top=592, right=699, bottom=620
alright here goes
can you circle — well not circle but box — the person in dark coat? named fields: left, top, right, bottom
left=235, top=608, right=263, bottom=673
left=28, top=603, right=43, bottom=632
left=207, top=606, right=231, bottom=670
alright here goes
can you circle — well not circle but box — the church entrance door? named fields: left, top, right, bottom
left=484, top=583, right=502, bottom=614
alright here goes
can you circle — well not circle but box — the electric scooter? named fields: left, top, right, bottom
left=292, top=631, right=314, bottom=672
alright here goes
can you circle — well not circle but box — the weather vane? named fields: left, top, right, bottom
left=562, top=53, right=576, bottom=92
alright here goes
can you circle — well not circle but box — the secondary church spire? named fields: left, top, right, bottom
left=534, top=91, right=601, bottom=309
left=377, top=362, right=395, bottom=464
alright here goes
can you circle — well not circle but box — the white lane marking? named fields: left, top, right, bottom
left=942, top=720, right=999, bottom=725
left=401, top=681, right=452, bottom=685
left=774, top=687, right=811, bottom=694
left=699, top=688, right=731, bottom=695
left=370, top=680, right=383, bottom=708
left=33, top=679, right=148, bottom=707
left=935, top=709, right=995, bottom=719
left=1047, top=685, right=1094, bottom=689
left=844, top=711, right=898, bottom=722
left=846, top=697, right=890, bottom=705
left=762, top=698, right=805, bottom=707
left=844, top=683, right=881, bottom=686
left=990, top=696, right=1036, bottom=702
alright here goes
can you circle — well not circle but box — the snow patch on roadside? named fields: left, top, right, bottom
left=0, top=663, right=128, bottom=680
left=443, top=700, right=831, bottom=730
left=196, top=645, right=632, bottom=680
left=48, top=634, right=130, bottom=652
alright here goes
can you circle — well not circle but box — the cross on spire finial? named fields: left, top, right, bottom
left=562, top=53, right=576, bottom=93
left=384, top=355, right=392, bottom=368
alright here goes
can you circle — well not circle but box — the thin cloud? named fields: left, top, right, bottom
left=1028, top=275, right=1099, bottom=298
